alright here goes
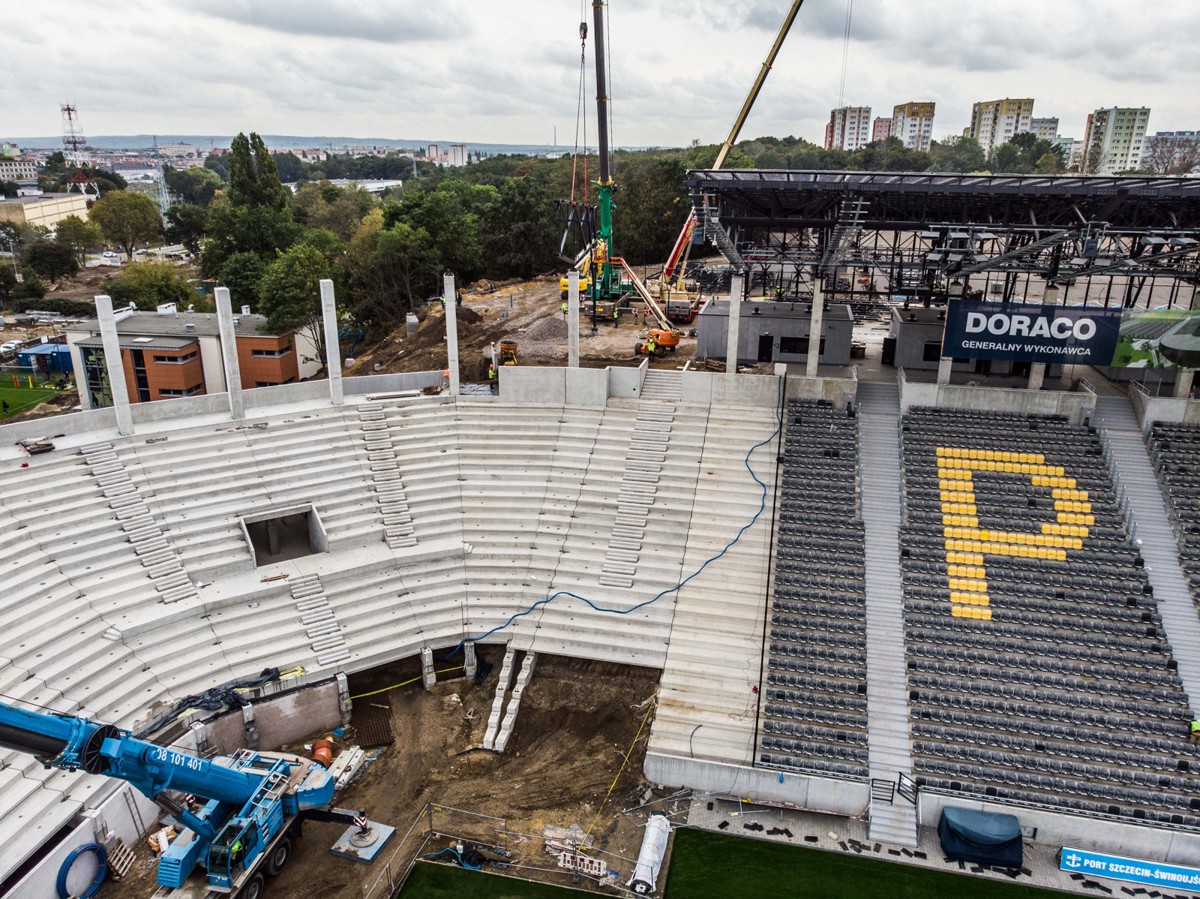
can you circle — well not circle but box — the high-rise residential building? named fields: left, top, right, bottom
left=1068, top=140, right=1086, bottom=171
left=871, top=117, right=892, bottom=143
left=891, top=102, right=936, bottom=152
left=448, top=144, right=468, bottom=167
left=824, top=106, right=872, bottom=151
left=1081, top=107, right=1151, bottom=173
left=968, top=98, right=1035, bottom=152
left=1030, top=117, right=1059, bottom=141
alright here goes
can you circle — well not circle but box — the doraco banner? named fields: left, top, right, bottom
left=941, top=300, right=1200, bottom=370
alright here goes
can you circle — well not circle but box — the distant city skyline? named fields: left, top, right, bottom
left=2, top=0, right=1196, bottom=149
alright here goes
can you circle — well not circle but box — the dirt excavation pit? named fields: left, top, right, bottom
left=348, top=274, right=700, bottom=378
left=100, top=654, right=665, bottom=899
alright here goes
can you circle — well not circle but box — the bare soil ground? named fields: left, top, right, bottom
left=100, top=654, right=666, bottom=899
left=347, top=274, right=700, bottom=381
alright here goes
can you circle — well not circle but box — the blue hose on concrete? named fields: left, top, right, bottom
left=57, top=843, right=108, bottom=899
left=442, top=375, right=785, bottom=659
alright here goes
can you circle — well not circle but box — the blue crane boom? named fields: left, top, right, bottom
left=0, top=700, right=356, bottom=894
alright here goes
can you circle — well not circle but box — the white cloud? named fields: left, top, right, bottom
left=1, top=0, right=1195, bottom=148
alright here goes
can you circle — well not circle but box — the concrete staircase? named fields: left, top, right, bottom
left=288, top=573, right=350, bottom=668
left=482, top=644, right=536, bottom=753
left=600, top=402, right=677, bottom=588
left=1094, top=396, right=1200, bottom=706
left=356, top=403, right=418, bottom=550
left=80, top=441, right=198, bottom=621
left=641, top=370, right=683, bottom=403
left=855, top=383, right=918, bottom=847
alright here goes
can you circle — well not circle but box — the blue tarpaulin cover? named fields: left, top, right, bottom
left=938, top=806, right=1023, bottom=868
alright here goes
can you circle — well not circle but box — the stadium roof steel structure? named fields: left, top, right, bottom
left=688, top=170, right=1200, bottom=305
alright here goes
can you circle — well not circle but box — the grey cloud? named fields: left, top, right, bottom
left=183, top=0, right=470, bottom=44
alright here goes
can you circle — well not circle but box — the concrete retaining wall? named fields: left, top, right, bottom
left=645, top=752, right=870, bottom=816
left=500, top=366, right=565, bottom=404
left=564, top=368, right=608, bottom=407
left=1130, top=386, right=1200, bottom=433
left=899, top=372, right=1096, bottom=425
left=204, top=679, right=342, bottom=756
left=919, top=792, right=1200, bottom=865
left=786, top=375, right=859, bottom=410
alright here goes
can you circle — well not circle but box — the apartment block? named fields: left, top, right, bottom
left=824, top=106, right=873, bottom=151
left=892, top=102, right=936, bottom=152
left=969, top=98, right=1035, bottom=152
left=872, top=117, right=892, bottom=143
left=1081, top=107, right=1151, bottom=173
left=1030, top=117, right=1059, bottom=141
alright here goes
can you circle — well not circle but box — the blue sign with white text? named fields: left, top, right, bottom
left=1060, top=847, right=1200, bottom=890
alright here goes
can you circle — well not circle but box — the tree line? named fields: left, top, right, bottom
left=3, top=127, right=1189, bottom=338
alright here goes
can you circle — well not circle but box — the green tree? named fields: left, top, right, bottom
left=163, top=165, right=224, bottom=207
left=54, top=215, right=104, bottom=264
left=0, top=266, right=16, bottom=304
left=482, top=176, right=557, bottom=279
left=200, top=200, right=302, bottom=277
left=256, top=242, right=333, bottom=363
left=1035, top=151, right=1065, bottom=174
left=0, top=181, right=18, bottom=199
left=219, top=252, right=267, bottom=311
left=926, top=136, right=986, bottom=173
left=271, top=152, right=306, bottom=184
left=291, top=182, right=377, bottom=241
left=228, top=132, right=289, bottom=210
left=89, top=191, right=163, bottom=259
left=23, top=239, right=80, bottom=285
left=204, top=152, right=231, bottom=183
left=165, top=204, right=208, bottom=254
left=105, top=260, right=194, bottom=310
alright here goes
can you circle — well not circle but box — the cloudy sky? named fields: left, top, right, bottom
left=2, top=0, right=1196, bottom=148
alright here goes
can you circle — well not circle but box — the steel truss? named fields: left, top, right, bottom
left=689, top=170, right=1200, bottom=308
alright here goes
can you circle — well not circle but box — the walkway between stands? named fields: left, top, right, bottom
left=856, top=382, right=918, bottom=846
left=1094, top=396, right=1200, bottom=710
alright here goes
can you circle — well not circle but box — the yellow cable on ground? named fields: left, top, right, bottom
left=349, top=666, right=466, bottom=700
left=584, top=693, right=658, bottom=842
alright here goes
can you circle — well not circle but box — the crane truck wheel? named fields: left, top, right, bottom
left=237, top=873, right=265, bottom=899
left=635, top=342, right=644, bottom=355
left=560, top=289, right=569, bottom=301
left=266, top=838, right=292, bottom=876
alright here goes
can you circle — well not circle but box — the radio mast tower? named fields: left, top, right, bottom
left=61, top=104, right=88, bottom=165
left=61, top=103, right=100, bottom=201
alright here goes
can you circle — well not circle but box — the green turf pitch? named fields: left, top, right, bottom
left=398, top=861, right=587, bottom=898
left=664, top=829, right=1069, bottom=898
left=0, top=385, right=54, bottom=417
left=398, top=831, right=1073, bottom=899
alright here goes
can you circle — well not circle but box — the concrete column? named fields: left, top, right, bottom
left=443, top=272, right=460, bottom=397
left=214, top=287, right=245, bottom=420
left=1041, top=285, right=1060, bottom=358
left=68, top=342, right=91, bottom=411
left=936, top=357, right=953, bottom=386
left=726, top=272, right=744, bottom=374
left=567, top=270, right=580, bottom=368
left=1175, top=370, right=1194, bottom=399
left=805, top=281, right=825, bottom=379
left=1028, top=362, right=1046, bottom=391
left=319, top=279, right=344, bottom=406
left=94, top=294, right=133, bottom=436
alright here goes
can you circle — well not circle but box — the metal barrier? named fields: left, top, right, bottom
left=897, top=772, right=918, bottom=805
left=870, top=778, right=895, bottom=804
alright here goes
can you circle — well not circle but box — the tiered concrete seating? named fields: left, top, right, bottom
left=383, top=397, right=465, bottom=544
left=649, top=403, right=780, bottom=766
left=521, top=402, right=707, bottom=665
left=901, top=407, right=1200, bottom=827
left=121, top=428, right=263, bottom=577
left=760, top=399, right=870, bottom=780
left=1148, top=422, right=1200, bottom=605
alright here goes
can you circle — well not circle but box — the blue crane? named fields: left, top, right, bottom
left=0, top=700, right=372, bottom=897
